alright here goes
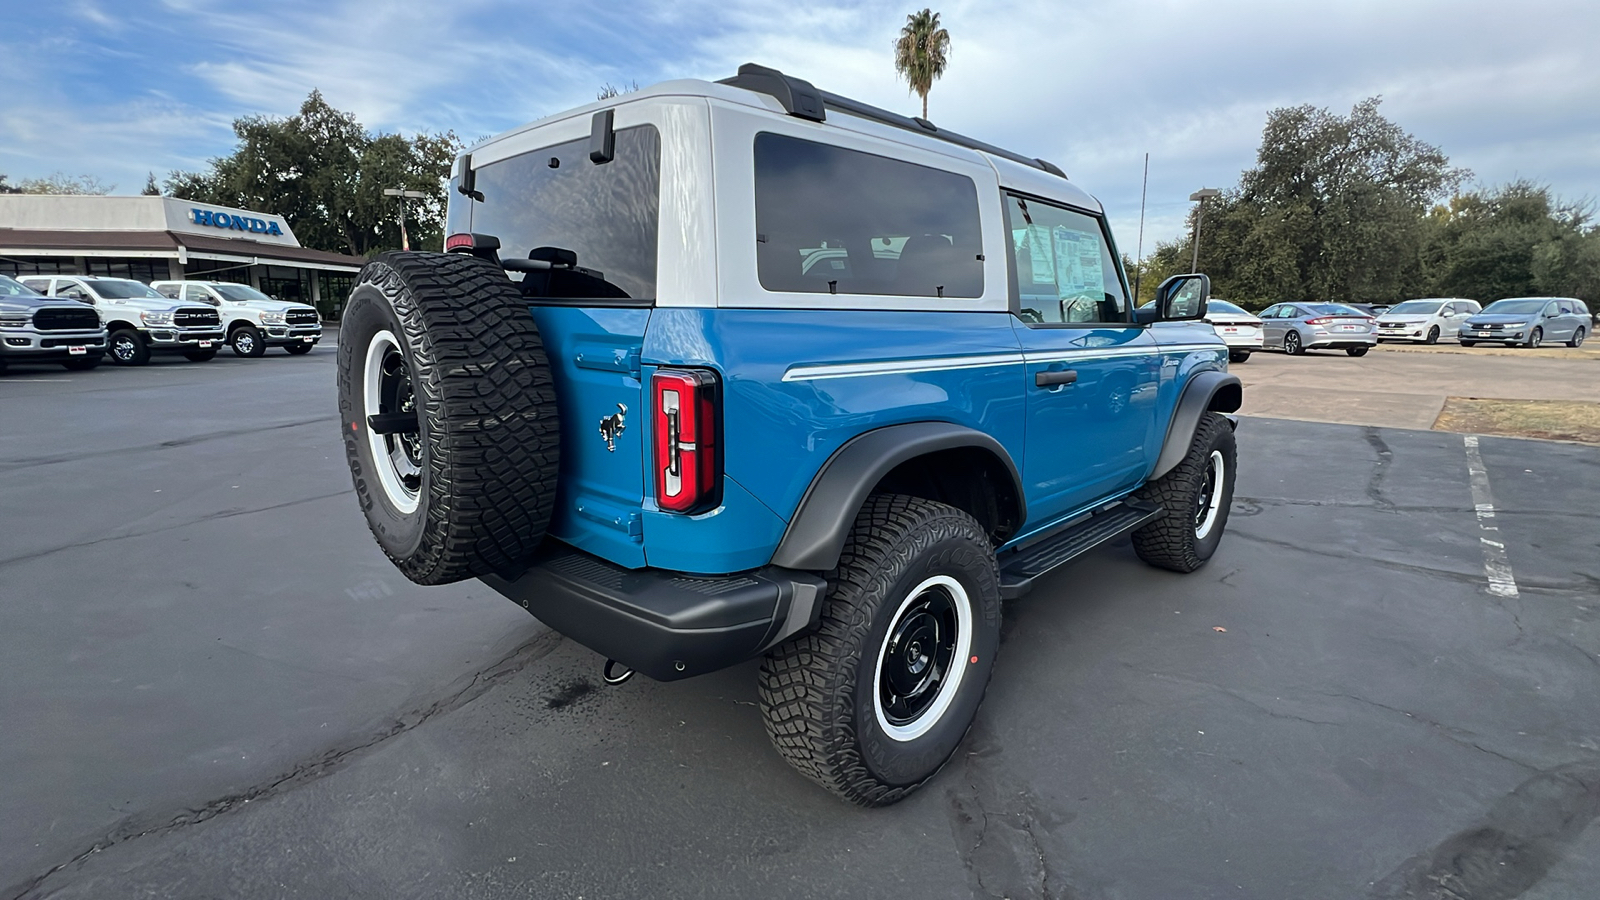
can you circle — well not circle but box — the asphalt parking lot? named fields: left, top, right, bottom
left=4, top=341, right=1600, bottom=899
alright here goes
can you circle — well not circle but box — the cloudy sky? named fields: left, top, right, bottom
left=2, top=0, right=1596, bottom=252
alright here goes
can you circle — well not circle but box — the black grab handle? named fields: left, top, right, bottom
left=1034, top=369, right=1078, bottom=387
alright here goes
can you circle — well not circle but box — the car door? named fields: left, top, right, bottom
left=1438, top=302, right=1460, bottom=336
left=1001, top=193, right=1160, bottom=529
left=1259, top=305, right=1284, bottom=347
left=1556, top=301, right=1580, bottom=340
left=1541, top=301, right=1568, bottom=341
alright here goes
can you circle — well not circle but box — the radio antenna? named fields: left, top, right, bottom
left=1133, top=152, right=1149, bottom=303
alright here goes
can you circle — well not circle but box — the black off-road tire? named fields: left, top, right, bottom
left=183, top=349, right=217, bottom=362
left=108, top=329, right=149, bottom=366
left=1131, top=412, right=1237, bottom=573
left=758, top=494, right=1001, bottom=807
left=336, top=251, right=560, bottom=585
left=231, top=325, right=267, bottom=358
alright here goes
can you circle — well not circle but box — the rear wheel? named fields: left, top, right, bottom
left=1569, top=328, right=1586, bottom=348
left=336, top=252, right=560, bottom=585
left=108, top=329, right=149, bottom=366
left=1283, top=331, right=1304, bottom=355
left=230, top=326, right=267, bottom=358
left=759, top=495, right=1000, bottom=806
left=1346, top=346, right=1369, bottom=357
left=1131, top=412, right=1237, bottom=573
left=1425, top=325, right=1440, bottom=344
left=1460, top=341, right=1476, bottom=347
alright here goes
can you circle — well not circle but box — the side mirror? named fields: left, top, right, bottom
left=1153, top=274, right=1210, bottom=321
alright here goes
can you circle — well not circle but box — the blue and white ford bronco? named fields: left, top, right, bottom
left=336, top=64, right=1241, bottom=806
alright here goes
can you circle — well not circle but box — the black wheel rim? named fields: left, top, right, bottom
left=379, top=349, right=422, bottom=492
left=879, top=585, right=959, bottom=728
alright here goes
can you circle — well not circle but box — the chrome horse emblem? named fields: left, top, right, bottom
left=599, top=403, right=627, bottom=452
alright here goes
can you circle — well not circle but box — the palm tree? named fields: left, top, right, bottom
left=894, top=9, right=951, bottom=120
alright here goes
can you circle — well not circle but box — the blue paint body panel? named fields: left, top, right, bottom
left=529, top=303, right=1225, bottom=576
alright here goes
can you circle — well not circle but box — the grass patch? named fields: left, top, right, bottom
left=1434, top=397, right=1600, bottom=444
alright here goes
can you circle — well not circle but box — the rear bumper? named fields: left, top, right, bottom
left=482, top=544, right=827, bottom=682
left=1305, top=333, right=1376, bottom=349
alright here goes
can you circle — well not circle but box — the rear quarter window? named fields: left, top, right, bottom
left=753, top=132, right=983, bottom=299
left=464, top=125, right=661, bottom=303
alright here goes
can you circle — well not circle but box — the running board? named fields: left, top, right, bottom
left=998, top=500, right=1163, bottom=599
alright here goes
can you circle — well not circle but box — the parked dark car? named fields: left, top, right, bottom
left=1459, top=298, right=1589, bottom=348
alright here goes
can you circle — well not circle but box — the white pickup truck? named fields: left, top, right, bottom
left=19, top=275, right=224, bottom=365
left=151, top=281, right=322, bottom=357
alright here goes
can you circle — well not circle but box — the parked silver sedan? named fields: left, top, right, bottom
left=1259, top=302, right=1378, bottom=356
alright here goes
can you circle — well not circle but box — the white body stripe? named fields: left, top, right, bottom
left=781, top=342, right=1222, bottom=382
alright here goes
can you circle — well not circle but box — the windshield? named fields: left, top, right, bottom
left=214, top=284, right=275, bottom=303
left=91, top=279, right=165, bottom=300
left=0, top=275, right=44, bottom=297
left=1481, top=299, right=1547, bottom=316
left=1206, top=299, right=1248, bottom=316
left=1388, top=300, right=1443, bottom=315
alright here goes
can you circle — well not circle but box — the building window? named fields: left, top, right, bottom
left=85, top=258, right=167, bottom=283
left=0, top=256, right=74, bottom=278
left=183, top=261, right=252, bottom=284
left=317, top=273, right=355, bottom=321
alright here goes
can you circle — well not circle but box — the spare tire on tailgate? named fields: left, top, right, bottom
left=336, top=251, right=560, bottom=585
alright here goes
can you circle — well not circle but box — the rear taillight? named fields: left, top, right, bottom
left=653, top=368, right=721, bottom=514
left=1306, top=317, right=1332, bottom=325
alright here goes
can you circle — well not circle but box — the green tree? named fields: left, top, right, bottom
left=1192, top=98, right=1465, bottom=306
left=9, top=172, right=114, bottom=195
left=894, top=8, right=951, bottom=120
left=1425, top=181, right=1600, bottom=303
left=167, top=90, right=460, bottom=256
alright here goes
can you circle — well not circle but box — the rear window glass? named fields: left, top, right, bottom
left=1206, top=299, right=1247, bottom=315
left=753, top=132, right=983, bottom=299
left=463, top=125, right=660, bottom=302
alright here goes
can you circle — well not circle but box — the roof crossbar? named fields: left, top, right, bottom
left=718, top=62, right=1067, bottom=180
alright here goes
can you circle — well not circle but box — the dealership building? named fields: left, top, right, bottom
left=0, top=196, right=366, bottom=318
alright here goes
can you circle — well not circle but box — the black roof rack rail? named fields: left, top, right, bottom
left=717, top=62, right=1067, bottom=180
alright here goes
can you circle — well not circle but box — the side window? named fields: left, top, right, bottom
left=1557, top=301, right=1575, bottom=315
left=1260, top=306, right=1280, bottom=319
left=1440, top=303, right=1455, bottom=316
left=58, top=281, right=90, bottom=301
left=754, top=132, right=983, bottom=299
left=184, top=285, right=214, bottom=305
left=156, top=285, right=180, bottom=299
left=470, top=125, right=661, bottom=302
left=1001, top=194, right=1127, bottom=324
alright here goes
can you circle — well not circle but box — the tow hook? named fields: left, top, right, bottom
left=602, top=659, right=635, bottom=686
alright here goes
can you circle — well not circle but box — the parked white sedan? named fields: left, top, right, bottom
left=1375, top=298, right=1481, bottom=344
left=1204, top=299, right=1264, bottom=362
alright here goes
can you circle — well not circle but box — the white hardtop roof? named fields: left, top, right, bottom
left=466, top=77, right=1103, bottom=215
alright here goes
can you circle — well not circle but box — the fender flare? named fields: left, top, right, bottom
left=770, top=422, right=1025, bottom=572
left=1151, top=370, right=1242, bottom=480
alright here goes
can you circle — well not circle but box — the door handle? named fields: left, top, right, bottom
left=1035, top=369, right=1078, bottom=387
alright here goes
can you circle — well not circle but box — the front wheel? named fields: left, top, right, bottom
left=1131, top=412, right=1238, bottom=573
left=1425, top=325, right=1440, bottom=345
left=1527, top=328, right=1542, bottom=349
left=759, top=495, right=1000, bottom=806
left=230, top=326, right=267, bottom=358
left=1569, top=328, right=1586, bottom=348
left=1346, top=346, right=1369, bottom=357
left=107, top=329, right=149, bottom=366
left=1283, top=331, right=1304, bottom=355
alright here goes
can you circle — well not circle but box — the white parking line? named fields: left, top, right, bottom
left=1463, top=434, right=1518, bottom=598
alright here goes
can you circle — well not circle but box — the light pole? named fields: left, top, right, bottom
left=1188, top=188, right=1221, bottom=273
left=383, top=188, right=429, bottom=251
